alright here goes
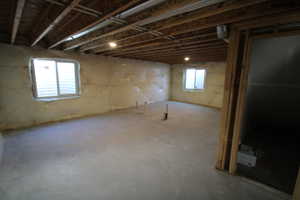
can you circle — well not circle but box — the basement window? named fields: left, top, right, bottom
left=184, top=68, right=206, bottom=90
left=30, top=58, right=80, bottom=100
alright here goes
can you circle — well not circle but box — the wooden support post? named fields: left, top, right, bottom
left=216, top=27, right=242, bottom=170
left=229, top=30, right=251, bottom=174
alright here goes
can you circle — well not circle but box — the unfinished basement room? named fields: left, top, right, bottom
left=0, top=0, right=300, bottom=199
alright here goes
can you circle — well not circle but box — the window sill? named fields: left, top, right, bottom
left=34, top=96, right=80, bottom=102
left=183, top=89, right=205, bottom=92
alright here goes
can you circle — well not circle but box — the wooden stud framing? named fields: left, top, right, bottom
left=216, top=27, right=242, bottom=170
left=218, top=11, right=300, bottom=173
left=228, top=30, right=251, bottom=174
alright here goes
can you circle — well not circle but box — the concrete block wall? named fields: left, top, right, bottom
left=0, top=43, right=170, bottom=130
left=170, top=62, right=226, bottom=108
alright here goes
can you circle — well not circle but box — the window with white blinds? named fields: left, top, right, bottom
left=184, top=68, right=206, bottom=90
left=31, top=58, right=80, bottom=99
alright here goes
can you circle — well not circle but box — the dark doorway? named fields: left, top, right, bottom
left=237, top=34, right=300, bottom=194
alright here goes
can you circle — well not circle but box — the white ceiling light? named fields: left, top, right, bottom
left=109, top=42, right=117, bottom=48
left=184, top=57, right=190, bottom=61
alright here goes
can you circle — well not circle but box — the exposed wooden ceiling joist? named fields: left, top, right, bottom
left=106, top=43, right=226, bottom=56
left=79, top=0, right=268, bottom=53
left=45, top=0, right=102, bottom=17
left=93, top=32, right=216, bottom=53
left=106, top=0, right=300, bottom=59
left=101, top=37, right=221, bottom=55
left=124, top=53, right=227, bottom=64
left=132, top=51, right=226, bottom=58
left=106, top=41, right=226, bottom=57
left=49, top=0, right=144, bottom=49
left=11, top=0, right=26, bottom=44
left=84, top=31, right=217, bottom=53
left=31, top=0, right=82, bottom=46
left=63, top=0, right=227, bottom=51
left=1, top=0, right=299, bottom=64
left=117, top=45, right=227, bottom=57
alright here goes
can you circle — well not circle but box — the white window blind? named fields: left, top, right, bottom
left=31, top=58, right=80, bottom=99
left=185, top=68, right=206, bottom=90
left=57, top=62, right=77, bottom=95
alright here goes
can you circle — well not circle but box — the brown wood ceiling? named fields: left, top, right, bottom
left=1, top=0, right=300, bottom=64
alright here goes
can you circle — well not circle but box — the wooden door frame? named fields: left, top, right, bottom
left=228, top=29, right=300, bottom=174
left=216, top=10, right=300, bottom=171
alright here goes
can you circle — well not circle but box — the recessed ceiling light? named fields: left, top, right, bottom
left=184, top=57, right=190, bottom=61
left=109, top=42, right=117, bottom=48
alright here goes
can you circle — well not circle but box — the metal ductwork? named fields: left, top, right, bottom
left=67, top=0, right=167, bottom=41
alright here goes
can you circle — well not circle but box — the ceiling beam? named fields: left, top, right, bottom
left=110, top=0, right=298, bottom=53
left=123, top=53, right=226, bottom=63
left=106, top=41, right=225, bottom=57
left=49, top=0, right=144, bottom=49
left=97, top=33, right=217, bottom=53
left=45, top=0, right=102, bottom=17
left=11, top=0, right=26, bottom=44
left=136, top=49, right=227, bottom=57
left=132, top=52, right=226, bottom=60
left=101, top=37, right=221, bottom=55
left=71, top=0, right=268, bottom=52
left=114, top=47, right=227, bottom=57
left=118, top=45, right=227, bottom=57
left=83, top=31, right=216, bottom=53
left=154, top=0, right=269, bottom=31
left=31, top=0, right=82, bottom=47
left=127, top=51, right=226, bottom=59
left=63, top=0, right=226, bottom=51
left=106, top=43, right=225, bottom=58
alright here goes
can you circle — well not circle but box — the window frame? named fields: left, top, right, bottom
left=183, top=67, right=207, bottom=92
left=30, top=58, right=81, bottom=101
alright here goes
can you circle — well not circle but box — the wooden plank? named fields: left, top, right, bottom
left=31, top=0, right=82, bottom=46
left=129, top=51, right=226, bottom=59
left=123, top=54, right=226, bottom=63
left=49, top=0, right=143, bottom=49
left=90, top=32, right=217, bottom=53
left=229, top=31, right=251, bottom=174
left=87, top=0, right=299, bottom=56
left=11, top=0, right=26, bottom=44
left=235, top=10, right=300, bottom=31
left=215, top=28, right=241, bottom=170
left=97, top=37, right=220, bottom=54
left=155, top=0, right=268, bottom=31
left=45, top=0, right=102, bottom=17
left=76, top=0, right=267, bottom=53
left=107, top=40, right=224, bottom=57
left=118, top=45, right=227, bottom=57
left=63, top=0, right=221, bottom=50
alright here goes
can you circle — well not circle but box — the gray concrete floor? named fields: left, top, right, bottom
left=0, top=101, right=289, bottom=200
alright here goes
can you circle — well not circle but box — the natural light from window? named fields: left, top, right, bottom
left=185, top=68, right=206, bottom=90
left=32, top=59, right=79, bottom=99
